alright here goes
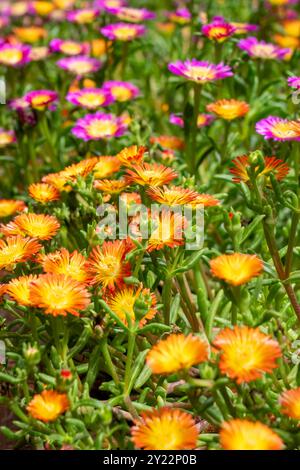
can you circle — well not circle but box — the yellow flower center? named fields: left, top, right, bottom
left=252, top=44, right=277, bottom=59
left=30, top=94, right=51, bottom=109
left=111, top=86, right=131, bottom=101
left=77, top=92, right=105, bottom=107
left=188, top=65, right=215, bottom=82
left=69, top=61, right=93, bottom=74
left=114, top=27, right=137, bottom=41
left=87, top=120, right=117, bottom=138
left=0, top=133, right=13, bottom=146
left=272, top=122, right=300, bottom=139
left=0, top=49, right=22, bottom=65
left=61, top=42, right=82, bottom=55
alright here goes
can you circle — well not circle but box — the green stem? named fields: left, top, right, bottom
left=162, top=276, right=172, bottom=325
left=101, top=339, right=120, bottom=385
left=124, top=330, right=136, bottom=395
left=285, top=211, right=300, bottom=277
left=188, top=83, right=201, bottom=175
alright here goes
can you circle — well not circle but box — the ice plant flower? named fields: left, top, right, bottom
left=0, top=43, right=31, bottom=67
left=108, top=7, right=155, bottom=22
left=40, top=248, right=89, bottom=284
left=287, top=76, right=300, bottom=89
left=93, top=156, right=121, bottom=178
left=28, top=183, right=60, bottom=203
left=57, top=56, right=102, bottom=76
left=280, top=387, right=300, bottom=420
left=191, top=194, right=220, bottom=207
left=24, top=90, right=58, bottom=111
left=106, top=286, right=157, bottom=326
left=0, top=199, right=26, bottom=218
left=202, top=18, right=236, bottom=42
left=60, top=158, right=98, bottom=181
left=230, top=155, right=289, bottom=183
left=126, top=163, right=177, bottom=187
left=50, top=39, right=90, bottom=56
left=147, top=186, right=199, bottom=206
left=0, top=236, right=41, bottom=270
left=94, top=178, right=128, bottom=193
left=166, top=8, right=191, bottom=25
left=147, top=334, right=208, bottom=374
left=29, top=46, right=49, bottom=62
left=168, top=59, right=233, bottom=84
left=103, top=80, right=140, bottom=102
left=220, top=419, right=284, bottom=450
left=282, top=18, right=300, bottom=37
left=231, top=22, right=258, bottom=35
left=71, top=112, right=127, bottom=141
left=100, top=22, right=146, bottom=41
left=31, top=1, right=55, bottom=16
left=238, top=37, right=290, bottom=59
left=27, top=390, right=69, bottom=422
left=13, top=26, right=47, bottom=43
left=67, top=8, right=98, bottom=24
left=150, top=135, right=185, bottom=151
left=6, top=274, right=38, bottom=306
left=66, top=88, right=114, bottom=110
left=147, top=210, right=186, bottom=252
left=170, top=113, right=214, bottom=128
left=95, top=0, right=127, bottom=12
left=1, top=213, right=60, bottom=240
left=214, top=326, right=282, bottom=384
left=30, top=273, right=91, bottom=317
left=210, top=253, right=263, bottom=286
left=87, top=240, right=131, bottom=291
left=131, top=408, right=198, bottom=450
left=0, top=129, right=16, bottom=147
left=256, top=116, right=300, bottom=141
left=206, top=99, right=249, bottom=120
left=117, top=145, right=146, bottom=167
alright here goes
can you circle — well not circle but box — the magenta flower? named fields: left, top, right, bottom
left=256, top=116, right=300, bottom=141
left=9, top=97, right=37, bottom=127
left=66, top=88, right=114, bottom=110
left=24, top=90, right=58, bottom=111
left=168, top=59, right=233, bottom=84
left=107, top=6, right=155, bottom=22
left=67, top=8, right=98, bottom=24
left=50, top=39, right=90, bottom=56
left=238, top=37, right=290, bottom=59
left=102, top=80, right=140, bottom=102
left=166, top=8, right=191, bottom=25
left=57, top=56, right=102, bottom=76
left=202, top=19, right=236, bottom=42
left=71, top=112, right=128, bottom=141
left=287, top=76, right=300, bottom=89
left=100, top=22, right=146, bottom=41
left=231, top=22, right=258, bottom=35
left=94, top=0, right=127, bottom=12
left=0, top=43, right=31, bottom=67
left=0, top=128, right=16, bottom=147
left=170, top=113, right=214, bottom=128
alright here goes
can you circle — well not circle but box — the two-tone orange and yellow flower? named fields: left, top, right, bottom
left=126, top=163, right=177, bottom=187
left=40, top=248, right=89, bottom=284
left=206, top=99, right=249, bottom=120
left=280, top=387, right=300, bottom=420
left=220, top=419, right=284, bottom=450
left=0, top=213, right=60, bottom=240
left=0, top=236, right=41, bottom=271
left=27, top=390, right=69, bottom=423
left=210, top=253, right=263, bottom=286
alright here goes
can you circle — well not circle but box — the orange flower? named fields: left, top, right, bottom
left=0, top=284, right=7, bottom=300
left=106, top=286, right=157, bottom=326
left=191, top=193, right=220, bottom=207
left=93, top=156, right=121, bottom=179
left=230, top=155, right=289, bottom=184
left=280, top=387, right=300, bottom=420
left=1, top=213, right=60, bottom=240
left=117, top=145, right=147, bottom=167
left=150, top=135, right=185, bottom=151
left=214, top=326, right=281, bottom=384
left=206, top=99, right=249, bottom=120
left=94, top=178, right=128, bottom=194
left=282, top=19, right=300, bottom=38
left=29, top=183, right=60, bottom=204
left=42, top=172, right=72, bottom=192
left=87, top=240, right=131, bottom=291
left=131, top=408, right=198, bottom=450
left=61, top=157, right=98, bottom=181
left=210, top=253, right=263, bottom=286
left=30, top=274, right=91, bottom=317
left=6, top=274, right=38, bottom=306
left=274, top=34, right=299, bottom=50
left=27, top=390, right=69, bottom=423
left=13, top=26, right=47, bottom=43
left=126, top=163, right=177, bottom=187
left=147, top=186, right=199, bottom=206
left=220, top=419, right=284, bottom=450
left=147, top=334, right=208, bottom=374
left=40, top=248, right=89, bottom=283
left=0, top=236, right=41, bottom=270
left=147, top=210, right=186, bottom=252
left=0, top=199, right=26, bottom=218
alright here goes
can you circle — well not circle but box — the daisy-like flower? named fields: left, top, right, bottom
left=30, top=273, right=91, bottom=317
left=87, top=240, right=131, bottom=291
left=1, top=213, right=60, bottom=240
left=6, top=274, right=38, bottom=306
left=0, top=199, right=26, bottom=218
left=147, top=334, right=208, bottom=374
left=168, top=59, right=233, bottom=84
left=147, top=210, right=186, bottom=252
left=280, top=387, right=300, bottom=420
left=100, top=22, right=146, bottom=41
left=50, top=39, right=90, bottom=56
left=29, top=46, right=49, bottom=62
left=108, top=7, right=155, bottom=22
left=206, top=99, right=249, bottom=120
left=94, top=178, right=128, bottom=194
left=106, top=286, right=157, bottom=326
left=131, top=408, right=198, bottom=450
left=67, top=8, right=98, bottom=24
left=214, top=326, right=282, bottom=384
left=53, top=0, right=75, bottom=8
left=40, top=248, right=89, bottom=284
left=231, top=22, right=258, bottom=35
left=166, top=8, right=191, bottom=25
left=27, top=390, right=69, bottom=423
left=0, top=43, right=31, bottom=67
left=24, top=90, right=58, bottom=111
left=61, top=157, right=98, bottom=181
left=57, top=56, right=102, bottom=76
left=31, top=1, right=55, bottom=16
left=191, top=194, right=220, bottom=207
left=274, top=34, right=299, bottom=50
left=238, top=37, right=290, bottom=59
left=0, top=236, right=41, bottom=271
left=170, top=113, right=214, bottom=129
left=210, top=253, right=263, bottom=286
left=66, top=88, right=114, bottom=110
left=256, top=116, right=300, bottom=141
left=282, top=19, right=300, bottom=38
left=28, top=183, right=60, bottom=203
left=117, top=145, right=147, bottom=167
left=147, top=186, right=199, bottom=206
left=0, top=128, right=16, bottom=147
left=71, top=112, right=127, bottom=141
left=150, top=135, right=185, bottom=151
left=202, top=18, right=236, bottom=42
left=220, top=419, right=284, bottom=450
left=126, top=163, right=177, bottom=187
left=287, top=76, right=300, bottom=89
left=42, top=172, right=72, bottom=192
left=96, top=0, right=127, bottom=12
left=93, top=156, right=121, bottom=179
left=13, top=26, right=47, bottom=43
left=230, top=155, right=289, bottom=183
